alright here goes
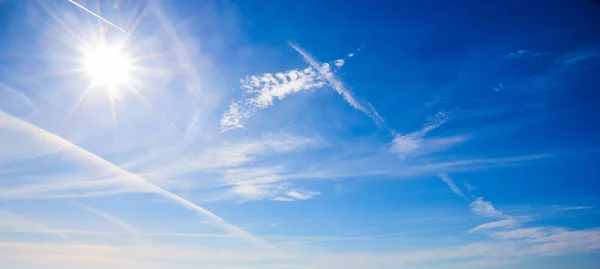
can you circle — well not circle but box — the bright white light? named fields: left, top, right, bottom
left=84, top=45, right=132, bottom=92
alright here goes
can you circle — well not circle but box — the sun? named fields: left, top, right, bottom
left=84, top=45, right=133, bottom=97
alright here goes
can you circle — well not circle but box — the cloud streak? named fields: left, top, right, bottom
left=391, top=111, right=468, bottom=158
left=469, top=197, right=504, bottom=218
left=438, top=173, right=467, bottom=200
left=74, top=203, right=142, bottom=237
left=467, top=219, right=524, bottom=233
left=221, top=68, right=326, bottom=131
left=0, top=209, right=73, bottom=241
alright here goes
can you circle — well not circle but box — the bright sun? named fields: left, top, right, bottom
left=84, top=45, right=132, bottom=96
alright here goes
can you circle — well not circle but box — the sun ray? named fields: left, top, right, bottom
left=125, top=1, right=150, bottom=36
left=109, top=92, right=120, bottom=142
left=67, top=80, right=95, bottom=118
left=123, top=83, right=169, bottom=124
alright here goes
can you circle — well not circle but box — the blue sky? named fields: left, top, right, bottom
left=1, top=0, right=600, bottom=268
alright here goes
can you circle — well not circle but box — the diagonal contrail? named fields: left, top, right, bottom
left=68, top=0, right=130, bottom=35
left=288, top=42, right=384, bottom=125
left=0, top=111, right=269, bottom=249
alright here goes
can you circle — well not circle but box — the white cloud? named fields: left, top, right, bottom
left=310, top=226, right=600, bottom=269
left=220, top=102, right=247, bottom=131
left=489, top=227, right=552, bottom=240
left=391, top=111, right=467, bottom=158
left=333, top=59, right=345, bottom=67
left=230, top=184, right=285, bottom=201
left=464, top=180, right=475, bottom=191
left=230, top=183, right=319, bottom=203
left=468, top=219, right=523, bottom=233
left=392, top=135, right=467, bottom=158
left=504, top=49, right=552, bottom=60
left=560, top=50, right=600, bottom=65
left=438, top=173, right=467, bottom=200
left=348, top=52, right=355, bottom=57
left=220, top=165, right=321, bottom=202
left=0, top=240, right=289, bottom=268
left=493, top=83, right=504, bottom=92
left=504, top=49, right=530, bottom=59
left=272, top=197, right=295, bottom=202
left=469, top=197, right=504, bottom=218
left=149, top=134, right=320, bottom=177
left=243, top=68, right=326, bottom=108
left=286, top=189, right=320, bottom=200
left=221, top=68, right=326, bottom=131
left=555, top=206, right=593, bottom=211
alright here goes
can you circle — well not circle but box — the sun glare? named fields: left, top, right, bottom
left=84, top=45, right=132, bottom=91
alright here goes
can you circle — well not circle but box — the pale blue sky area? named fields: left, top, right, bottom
left=1, top=0, right=600, bottom=268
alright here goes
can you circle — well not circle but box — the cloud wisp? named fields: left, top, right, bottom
left=391, top=111, right=468, bottom=158
left=74, top=202, right=143, bottom=237
left=0, top=209, right=73, bottom=241
left=469, top=197, right=505, bottom=218
left=438, top=173, right=468, bottom=200
left=221, top=68, right=326, bottom=131
left=467, top=218, right=524, bottom=233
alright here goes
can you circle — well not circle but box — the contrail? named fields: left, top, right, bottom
left=74, top=202, right=142, bottom=237
left=0, top=111, right=269, bottom=249
left=68, top=0, right=131, bottom=35
left=288, top=42, right=383, bottom=125
left=0, top=209, right=73, bottom=241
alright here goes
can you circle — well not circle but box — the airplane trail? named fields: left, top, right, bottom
left=68, top=0, right=131, bottom=35
left=0, top=111, right=269, bottom=249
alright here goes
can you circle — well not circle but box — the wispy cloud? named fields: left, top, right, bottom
left=467, top=218, right=524, bottom=233
left=560, top=50, right=600, bottom=65
left=312, top=226, right=600, bottom=268
left=0, top=82, right=36, bottom=117
left=438, top=173, right=467, bottom=200
left=221, top=68, right=326, bottom=131
left=74, top=202, right=142, bottom=237
left=469, top=197, right=504, bottom=218
left=0, top=209, right=72, bottom=241
left=0, top=240, right=290, bottom=268
left=504, top=49, right=550, bottom=59
left=228, top=183, right=321, bottom=203
left=284, top=189, right=320, bottom=200
left=554, top=205, right=593, bottom=211
left=228, top=181, right=320, bottom=203
left=464, top=180, right=475, bottom=191
left=0, top=229, right=234, bottom=238
left=504, top=49, right=531, bottom=59
left=391, top=111, right=468, bottom=158
left=145, top=134, right=321, bottom=179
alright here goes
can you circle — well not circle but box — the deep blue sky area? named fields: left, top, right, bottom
left=0, top=1, right=599, bottom=269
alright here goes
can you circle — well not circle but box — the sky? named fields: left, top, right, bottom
left=0, top=0, right=600, bottom=268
